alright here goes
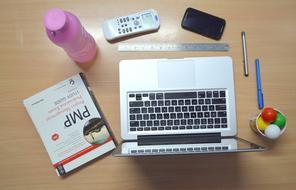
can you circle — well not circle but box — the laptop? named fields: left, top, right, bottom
left=113, top=56, right=265, bottom=156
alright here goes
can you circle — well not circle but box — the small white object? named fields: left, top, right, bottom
left=264, top=124, right=281, bottom=139
left=102, top=9, right=160, bottom=41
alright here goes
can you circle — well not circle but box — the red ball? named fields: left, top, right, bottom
left=261, top=107, right=277, bottom=123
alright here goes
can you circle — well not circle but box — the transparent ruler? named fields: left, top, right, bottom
left=118, top=43, right=230, bottom=52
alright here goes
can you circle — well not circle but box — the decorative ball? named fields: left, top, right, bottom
left=262, top=107, right=277, bottom=123
left=265, top=124, right=281, bottom=139
left=257, top=116, right=270, bottom=132
left=273, top=112, right=286, bottom=129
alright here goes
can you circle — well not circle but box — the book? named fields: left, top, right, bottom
left=23, top=73, right=117, bottom=176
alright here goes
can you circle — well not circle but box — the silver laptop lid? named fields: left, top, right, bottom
left=119, top=57, right=237, bottom=140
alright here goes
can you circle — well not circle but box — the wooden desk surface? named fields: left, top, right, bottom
left=1, top=0, right=296, bottom=189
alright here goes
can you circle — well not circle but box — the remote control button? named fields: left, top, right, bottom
left=132, top=17, right=135, bottom=20
left=120, top=18, right=123, bottom=23
left=134, top=20, right=140, bottom=26
left=127, top=17, right=129, bottom=21
left=129, top=27, right=132, bottom=32
left=123, top=18, right=126, bottom=22
left=124, top=24, right=127, bottom=27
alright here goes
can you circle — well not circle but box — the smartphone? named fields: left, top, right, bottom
left=181, top=7, right=226, bottom=40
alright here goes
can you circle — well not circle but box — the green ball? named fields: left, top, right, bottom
left=273, top=112, right=286, bottom=129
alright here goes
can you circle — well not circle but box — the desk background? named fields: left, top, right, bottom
left=1, top=0, right=296, bottom=189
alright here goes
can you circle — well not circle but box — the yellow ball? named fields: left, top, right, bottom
left=257, top=116, right=270, bottom=132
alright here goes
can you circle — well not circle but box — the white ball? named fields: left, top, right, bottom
left=264, top=124, right=281, bottom=140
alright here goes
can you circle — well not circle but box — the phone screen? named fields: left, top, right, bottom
left=181, top=8, right=226, bottom=40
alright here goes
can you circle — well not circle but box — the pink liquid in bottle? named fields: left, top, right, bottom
left=44, top=8, right=97, bottom=63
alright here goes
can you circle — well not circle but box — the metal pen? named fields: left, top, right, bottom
left=242, top=31, right=249, bottom=76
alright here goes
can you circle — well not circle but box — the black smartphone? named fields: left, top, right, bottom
left=181, top=7, right=226, bottom=40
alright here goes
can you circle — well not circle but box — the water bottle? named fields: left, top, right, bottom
left=44, top=8, right=97, bottom=63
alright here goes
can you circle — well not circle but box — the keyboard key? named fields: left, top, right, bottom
left=137, top=127, right=143, bottom=131
left=151, top=127, right=157, bottom=130
left=157, top=114, right=163, bottom=119
left=155, top=107, right=161, bottom=113
left=211, top=112, right=217, bottom=117
left=165, top=92, right=197, bottom=99
left=150, top=114, right=156, bottom=120
left=215, top=118, right=220, bottom=124
left=136, top=94, right=142, bottom=100
left=197, top=112, right=203, bottom=118
left=154, top=120, right=159, bottom=126
left=130, top=115, right=135, bottom=120
left=162, top=107, right=168, bottom=112
left=207, top=125, right=213, bottom=128
left=181, top=119, right=186, bottom=125
left=195, top=106, right=201, bottom=111
left=177, top=113, right=183, bottom=118
left=141, top=107, right=147, bottom=113
left=130, top=128, right=136, bottom=131
left=172, top=126, right=178, bottom=130
left=209, top=105, right=215, bottom=111
left=129, top=94, right=135, bottom=98
left=136, top=114, right=142, bottom=120
left=169, top=107, right=174, bottom=112
left=206, top=91, right=212, bottom=98
left=159, top=127, right=165, bottom=130
left=140, top=121, right=146, bottom=126
left=165, top=100, right=170, bottom=106
left=187, top=119, right=193, bottom=125
left=218, top=111, right=227, bottom=117
left=198, top=91, right=205, bottom=98
left=184, top=113, right=189, bottom=118
left=164, top=113, right=169, bottom=119
left=144, top=101, right=150, bottom=107
left=185, top=100, right=191, bottom=105
left=205, top=99, right=211, bottom=104
left=143, top=93, right=148, bottom=97
left=190, top=112, right=196, bottom=118
left=189, top=106, right=195, bottom=111
left=221, top=118, right=227, bottom=123
left=149, top=93, right=155, bottom=100
left=151, top=101, right=157, bottom=106
left=212, top=98, right=226, bottom=104
left=165, top=126, right=171, bottom=130
left=220, top=91, right=226, bottom=97
left=193, top=125, right=199, bottom=129
left=198, top=99, right=204, bottom=104
left=129, top=101, right=143, bottom=107
left=158, top=101, right=164, bottom=106
left=174, top=120, right=180, bottom=125
left=148, top=107, right=154, bottom=113
left=178, top=100, right=184, bottom=105
left=216, top=105, right=226, bottom=110
left=179, top=126, right=185, bottom=130
left=194, top=119, right=200, bottom=125
left=200, top=125, right=206, bottom=129
left=161, top=120, right=166, bottom=126
left=144, top=127, right=151, bottom=131
left=147, top=121, right=153, bottom=126
left=208, top=118, right=214, bottom=124
left=201, top=119, right=207, bottom=124
left=202, top=105, right=208, bottom=111
left=222, top=124, right=227, bottom=128
left=204, top=112, right=210, bottom=117
left=143, top=114, right=149, bottom=120
left=175, top=106, right=181, bottom=112
left=214, top=124, right=220, bottom=128
left=170, top=113, right=176, bottom=119
left=192, top=99, right=198, bottom=105
left=213, top=91, right=219, bottom=97
left=156, top=93, right=164, bottom=99
left=167, top=120, right=173, bottom=125
left=182, top=106, right=188, bottom=112
left=172, top=100, right=177, bottom=105
left=186, top=126, right=193, bottom=129
left=130, top=108, right=140, bottom=113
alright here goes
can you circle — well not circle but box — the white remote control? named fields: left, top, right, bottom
left=102, top=9, right=160, bottom=41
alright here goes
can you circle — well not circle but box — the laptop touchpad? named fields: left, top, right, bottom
left=157, top=60, right=196, bottom=89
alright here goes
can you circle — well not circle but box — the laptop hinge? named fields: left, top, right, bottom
left=137, top=133, right=221, bottom=146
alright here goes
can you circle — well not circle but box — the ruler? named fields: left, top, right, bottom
left=118, top=43, right=230, bottom=52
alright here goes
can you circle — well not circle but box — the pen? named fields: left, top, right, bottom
left=242, top=31, right=249, bottom=76
left=255, top=58, right=264, bottom=109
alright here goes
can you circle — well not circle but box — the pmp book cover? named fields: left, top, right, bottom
left=23, top=73, right=117, bottom=176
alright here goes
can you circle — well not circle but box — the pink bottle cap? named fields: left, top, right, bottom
left=44, top=8, right=67, bottom=31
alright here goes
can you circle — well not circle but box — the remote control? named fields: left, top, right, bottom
left=102, top=9, right=160, bottom=41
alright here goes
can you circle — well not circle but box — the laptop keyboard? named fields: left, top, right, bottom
left=128, top=90, right=228, bottom=132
